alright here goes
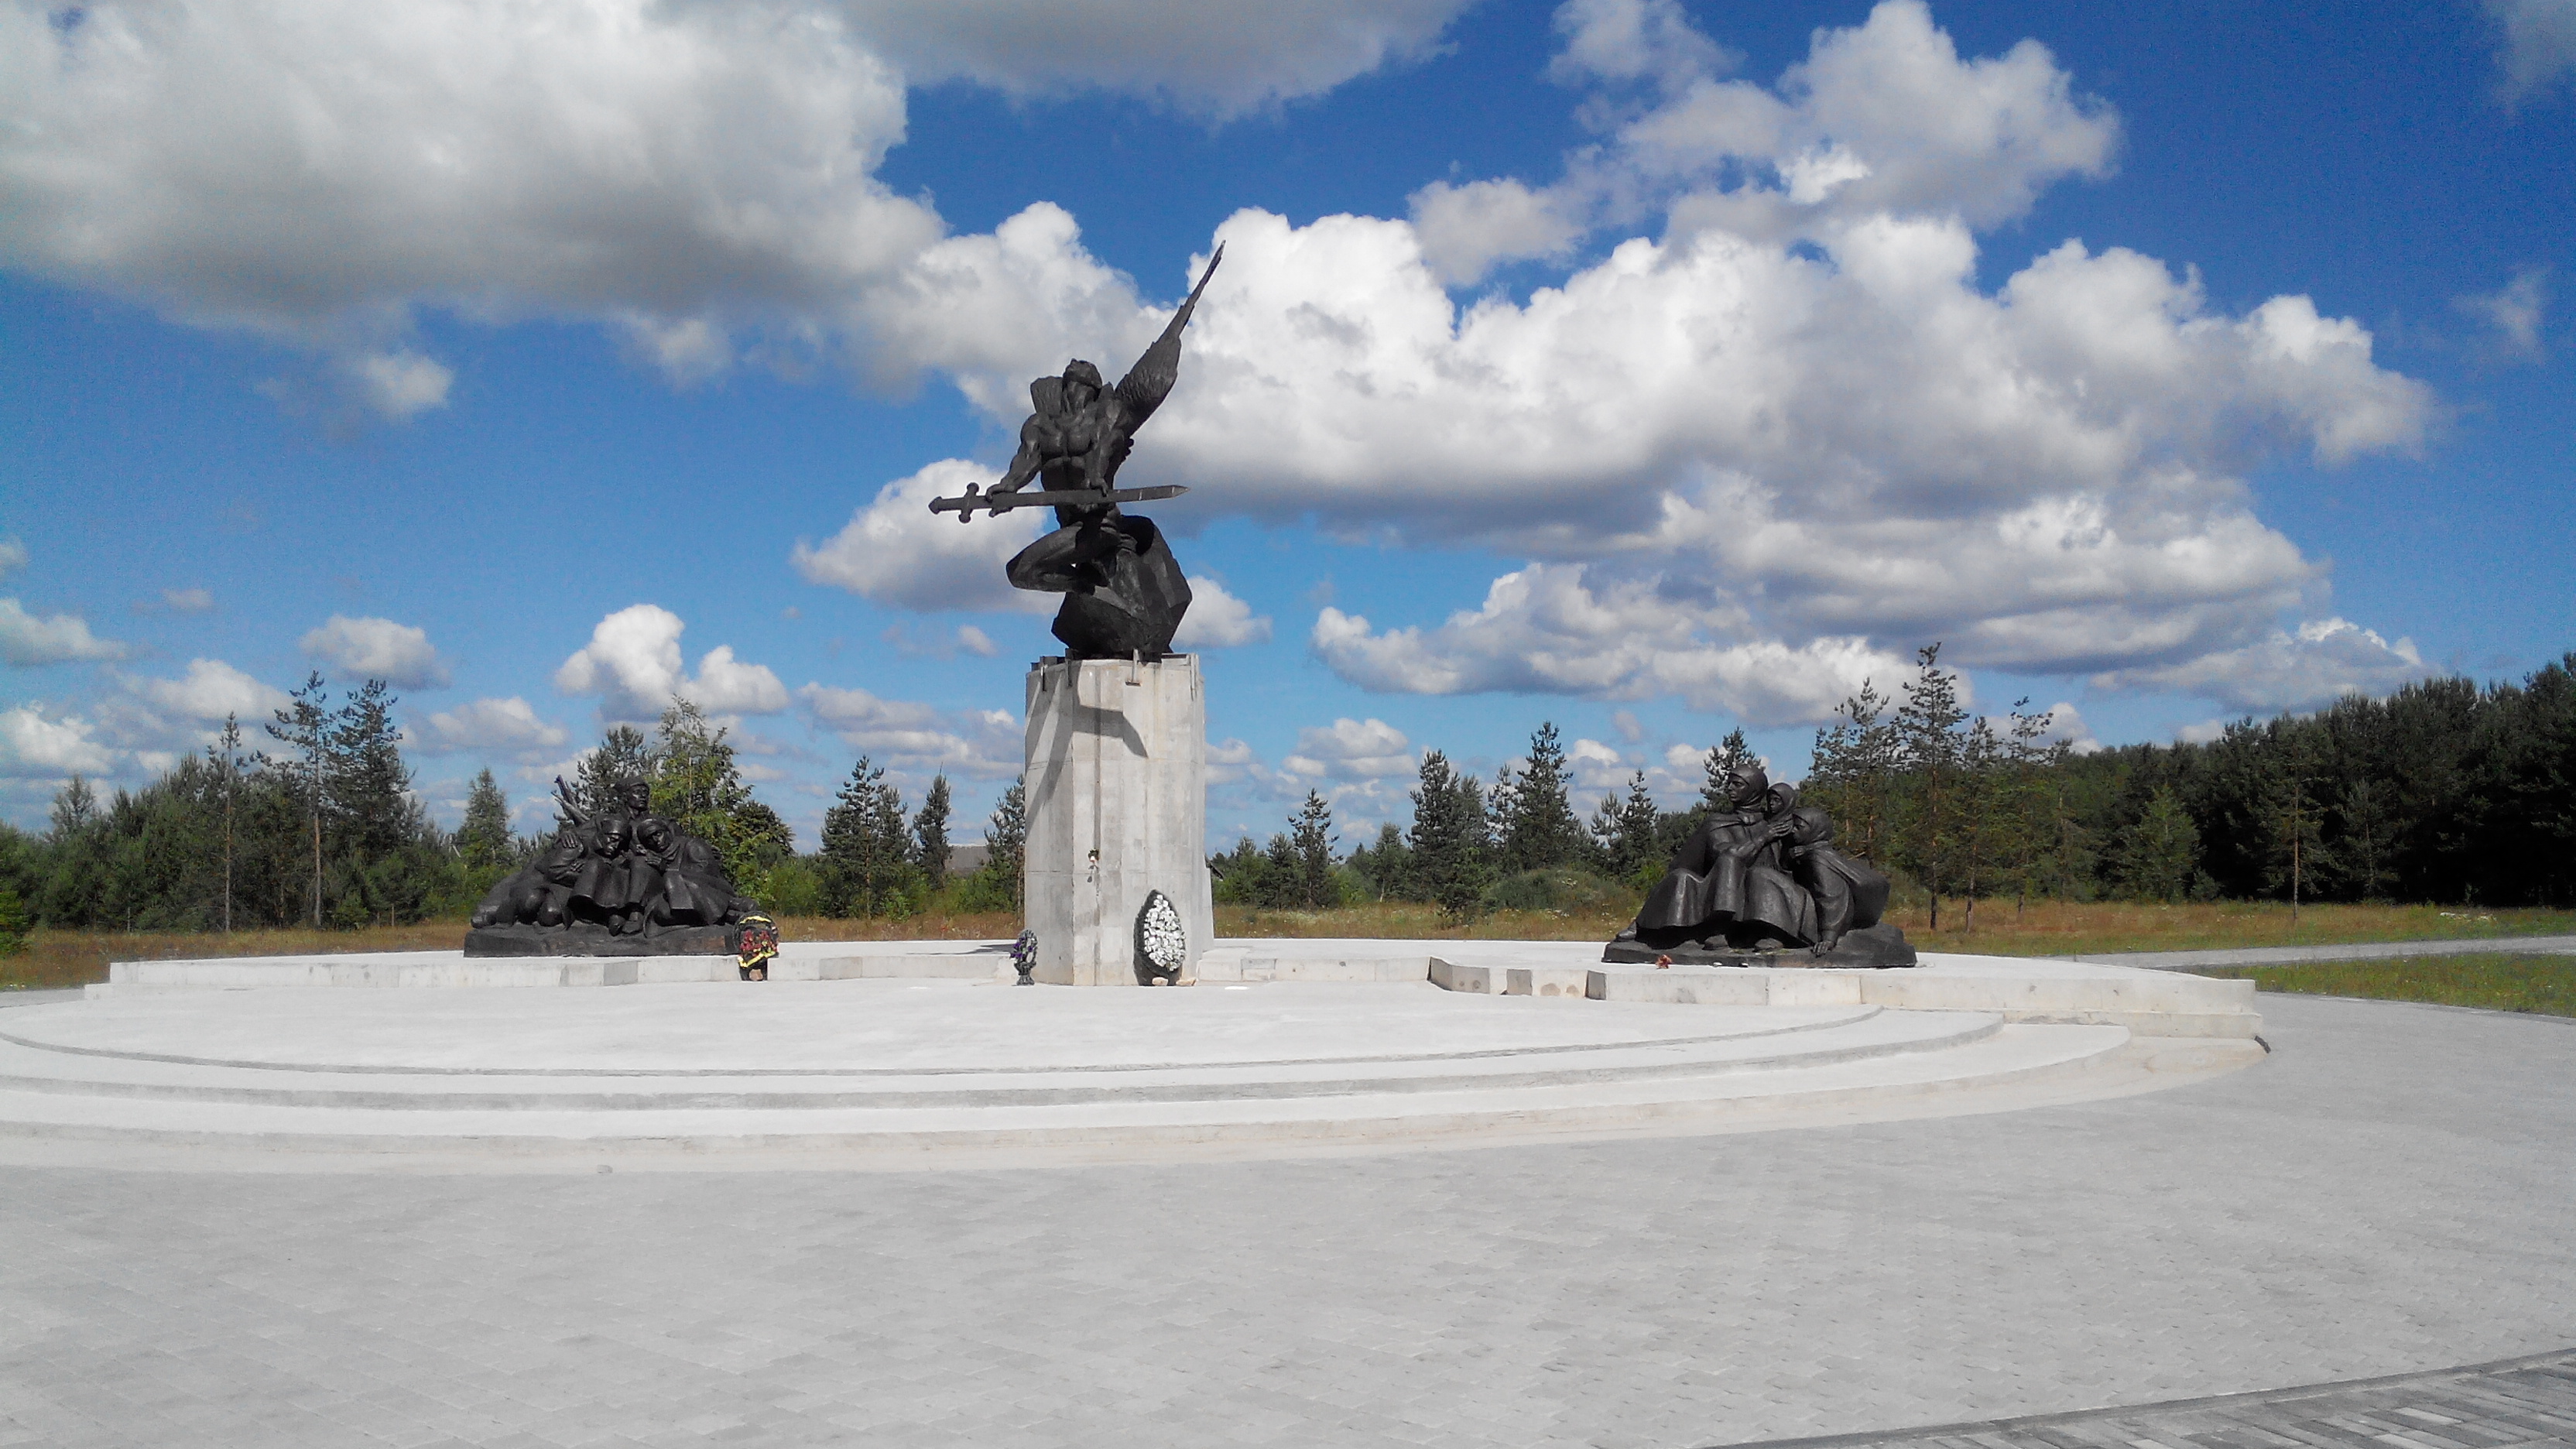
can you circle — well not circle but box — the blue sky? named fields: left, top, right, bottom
left=3, top=0, right=2571, bottom=851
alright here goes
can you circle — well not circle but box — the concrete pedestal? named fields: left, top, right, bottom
left=1023, top=655, right=1214, bottom=985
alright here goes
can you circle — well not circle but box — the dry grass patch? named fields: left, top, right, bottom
left=4, top=923, right=471, bottom=992
left=2203, top=954, right=2576, bottom=1018
left=1215, top=901, right=1634, bottom=942
left=9, top=898, right=2569, bottom=993
left=1875, top=899, right=2576, bottom=958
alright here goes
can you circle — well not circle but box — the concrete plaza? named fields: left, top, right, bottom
left=2, top=987, right=2571, bottom=1447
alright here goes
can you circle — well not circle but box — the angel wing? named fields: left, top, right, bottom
left=1112, top=244, right=1223, bottom=431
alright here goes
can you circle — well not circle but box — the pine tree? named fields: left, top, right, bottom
left=331, top=680, right=414, bottom=859
left=1408, top=751, right=1493, bottom=920
left=2118, top=786, right=2201, bottom=903
left=866, top=776, right=914, bottom=913
left=1211, top=836, right=1271, bottom=905
left=263, top=672, right=331, bottom=929
left=1588, top=789, right=1625, bottom=875
left=1591, top=771, right=1663, bottom=884
left=982, top=776, right=1026, bottom=909
left=2261, top=748, right=2329, bottom=923
left=652, top=701, right=789, bottom=886
left=2336, top=777, right=2398, bottom=902
left=0, top=886, right=26, bottom=958
left=38, top=776, right=108, bottom=927
left=913, top=775, right=952, bottom=891
left=1499, top=722, right=1582, bottom=872
left=1806, top=681, right=1899, bottom=863
left=576, top=725, right=653, bottom=814
left=1895, top=644, right=1967, bottom=930
left=2003, top=701, right=2060, bottom=919
left=330, top=678, right=430, bottom=924
left=1290, top=791, right=1337, bottom=908
left=1255, top=831, right=1302, bottom=907
left=1952, top=715, right=2004, bottom=932
left=49, top=775, right=98, bottom=838
left=820, top=755, right=916, bottom=916
left=1348, top=821, right=1410, bottom=900
left=207, top=716, right=246, bottom=933
left=457, top=769, right=512, bottom=872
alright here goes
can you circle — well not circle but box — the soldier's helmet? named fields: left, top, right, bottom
left=1062, top=359, right=1104, bottom=392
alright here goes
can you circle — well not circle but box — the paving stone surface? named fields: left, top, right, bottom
left=1769, top=1349, right=2576, bottom=1449
left=3, top=992, right=2573, bottom=1448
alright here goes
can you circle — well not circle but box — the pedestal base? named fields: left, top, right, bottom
left=1023, top=655, right=1214, bottom=985
left=1602, top=923, right=1919, bottom=969
left=464, top=923, right=738, bottom=957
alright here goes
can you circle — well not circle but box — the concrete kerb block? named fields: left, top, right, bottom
left=1861, top=968, right=2260, bottom=1037
left=1764, top=971, right=1865, bottom=1006
left=1192, top=948, right=1251, bottom=982
left=1503, top=966, right=1593, bottom=999
left=1429, top=958, right=1496, bottom=993
left=1587, top=965, right=1771, bottom=1005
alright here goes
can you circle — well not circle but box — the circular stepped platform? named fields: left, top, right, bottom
left=0, top=978, right=2261, bottom=1170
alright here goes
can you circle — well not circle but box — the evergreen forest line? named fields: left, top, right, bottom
left=3, top=647, right=2571, bottom=954
left=1215, top=648, right=2576, bottom=923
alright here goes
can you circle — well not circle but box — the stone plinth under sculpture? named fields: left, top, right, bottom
left=1605, top=760, right=1917, bottom=970
left=1023, top=654, right=1214, bottom=985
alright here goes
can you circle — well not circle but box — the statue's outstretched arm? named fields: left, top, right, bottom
left=992, top=432, right=1045, bottom=495
left=1113, top=243, right=1224, bottom=430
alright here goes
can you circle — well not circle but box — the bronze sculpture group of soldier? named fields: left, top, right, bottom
left=468, top=777, right=749, bottom=950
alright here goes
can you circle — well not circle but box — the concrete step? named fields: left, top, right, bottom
left=0, top=1024, right=2247, bottom=1164
left=0, top=1006, right=2006, bottom=1111
left=0, top=975, right=2267, bottom=1168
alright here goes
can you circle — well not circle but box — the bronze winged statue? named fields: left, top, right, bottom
left=930, top=246, right=1223, bottom=658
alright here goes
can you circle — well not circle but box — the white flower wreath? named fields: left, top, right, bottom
left=1136, top=889, right=1187, bottom=978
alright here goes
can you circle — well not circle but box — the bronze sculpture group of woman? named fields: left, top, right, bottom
left=1605, top=761, right=1917, bottom=968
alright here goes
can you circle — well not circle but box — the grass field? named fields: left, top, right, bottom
left=7, top=899, right=2573, bottom=992
left=2204, top=954, right=2576, bottom=1018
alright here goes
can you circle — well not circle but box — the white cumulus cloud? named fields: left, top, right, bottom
left=2454, top=267, right=2551, bottom=362
left=838, top=0, right=1477, bottom=116
left=346, top=349, right=454, bottom=421
left=420, top=697, right=570, bottom=755
left=2089, top=618, right=2432, bottom=714
left=0, top=707, right=120, bottom=779
left=800, top=683, right=1021, bottom=779
left=1281, top=718, right=1415, bottom=780
left=1171, top=577, right=1273, bottom=649
left=2486, top=0, right=2576, bottom=103
left=128, top=659, right=293, bottom=724
left=1310, top=564, right=1923, bottom=727
left=556, top=605, right=789, bottom=721
left=1, top=0, right=939, bottom=399
left=1409, top=178, right=1588, bottom=288
left=0, top=0, right=1471, bottom=417
left=792, top=459, right=1048, bottom=613
left=1420, top=0, right=2118, bottom=286
left=0, top=598, right=128, bottom=666
left=300, top=615, right=452, bottom=687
